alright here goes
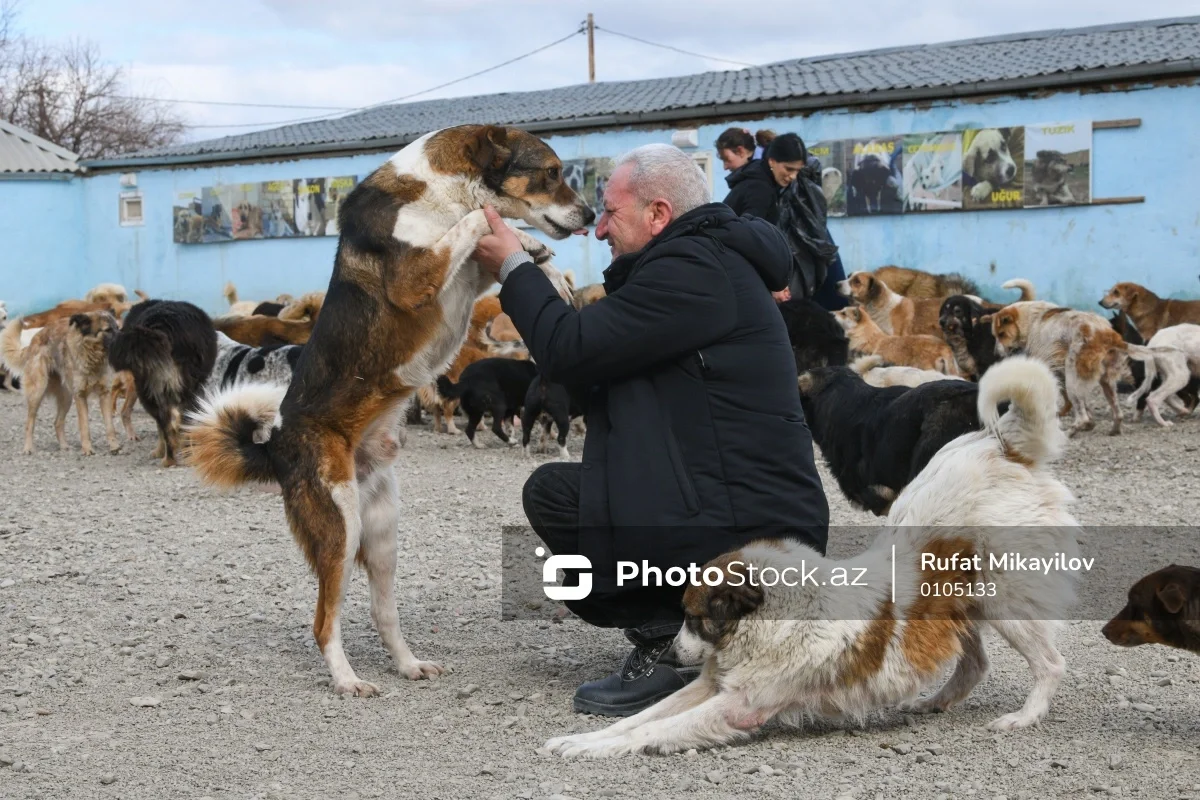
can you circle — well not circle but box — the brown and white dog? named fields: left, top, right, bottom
left=186, top=125, right=592, bottom=696
left=838, top=271, right=945, bottom=337
left=1100, top=282, right=1200, bottom=341
left=1, top=311, right=124, bottom=455
left=835, top=306, right=959, bottom=375
left=992, top=302, right=1127, bottom=435
left=870, top=266, right=978, bottom=300
left=546, top=357, right=1079, bottom=757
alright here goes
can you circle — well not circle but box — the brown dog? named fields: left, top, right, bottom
left=871, top=266, right=978, bottom=299
left=1, top=312, right=123, bottom=455
left=212, top=314, right=314, bottom=346
left=838, top=271, right=944, bottom=337
left=1102, top=565, right=1200, bottom=653
left=186, top=124, right=591, bottom=695
left=1100, top=282, right=1200, bottom=340
left=834, top=306, right=959, bottom=374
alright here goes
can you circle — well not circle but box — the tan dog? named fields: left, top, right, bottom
left=1, top=312, right=123, bottom=455
left=992, top=303, right=1127, bottom=435
left=276, top=291, right=325, bottom=322
left=870, top=266, right=978, bottom=299
left=838, top=271, right=944, bottom=337
left=1100, top=282, right=1200, bottom=340
left=573, top=282, right=607, bottom=309
left=223, top=282, right=295, bottom=318
left=834, top=306, right=958, bottom=374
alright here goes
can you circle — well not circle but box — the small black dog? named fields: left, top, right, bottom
left=437, top=358, right=538, bottom=448
left=1110, top=311, right=1200, bottom=411
left=521, top=374, right=585, bottom=459
left=939, top=295, right=1000, bottom=380
left=108, top=299, right=217, bottom=466
left=1103, top=565, right=1200, bottom=653
left=776, top=297, right=848, bottom=373
left=251, top=301, right=285, bottom=317
left=798, top=366, right=981, bottom=515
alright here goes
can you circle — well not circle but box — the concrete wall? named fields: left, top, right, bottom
left=0, top=177, right=85, bottom=317
left=7, top=80, right=1200, bottom=316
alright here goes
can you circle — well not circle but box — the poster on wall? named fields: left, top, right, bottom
left=260, top=179, right=299, bottom=239
left=901, top=132, right=963, bottom=212
left=172, top=190, right=203, bottom=244
left=846, top=137, right=902, bottom=216
left=200, top=186, right=234, bottom=243
left=808, top=140, right=847, bottom=217
left=322, top=175, right=358, bottom=236
left=962, top=127, right=1025, bottom=210
left=228, top=183, right=263, bottom=240
left=1023, top=121, right=1091, bottom=207
left=561, top=159, right=586, bottom=196
left=584, top=157, right=615, bottom=212
left=293, top=178, right=328, bottom=237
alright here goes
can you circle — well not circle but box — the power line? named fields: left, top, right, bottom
left=593, top=25, right=756, bottom=68
left=185, top=27, right=585, bottom=131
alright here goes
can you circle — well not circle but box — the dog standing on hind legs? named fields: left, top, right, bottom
left=186, top=124, right=593, bottom=695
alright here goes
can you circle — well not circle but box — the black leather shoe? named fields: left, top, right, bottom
left=573, top=631, right=701, bottom=717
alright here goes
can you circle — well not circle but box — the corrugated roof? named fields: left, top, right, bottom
left=92, top=15, right=1200, bottom=168
left=0, top=119, right=81, bottom=174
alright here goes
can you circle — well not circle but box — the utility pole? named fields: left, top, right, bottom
left=587, top=13, right=595, bottom=83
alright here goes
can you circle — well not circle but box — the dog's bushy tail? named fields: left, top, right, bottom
left=223, top=281, right=238, bottom=307
left=1, top=318, right=30, bottom=376
left=977, top=355, right=1065, bottom=467
left=184, top=384, right=284, bottom=487
left=435, top=375, right=464, bottom=400
left=1001, top=278, right=1036, bottom=301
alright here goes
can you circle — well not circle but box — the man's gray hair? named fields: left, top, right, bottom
left=616, top=143, right=710, bottom=216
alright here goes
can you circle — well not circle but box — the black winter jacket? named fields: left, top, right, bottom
left=499, top=203, right=830, bottom=597
left=722, top=158, right=781, bottom=222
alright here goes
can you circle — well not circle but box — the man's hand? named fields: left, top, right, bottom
left=472, top=205, right=526, bottom=277
left=772, top=287, right=792, bottom=303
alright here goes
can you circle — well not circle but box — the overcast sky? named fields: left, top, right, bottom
left=14, top=0, right=1195, bottom=142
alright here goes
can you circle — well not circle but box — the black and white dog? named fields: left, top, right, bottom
left=205, top=332, right=302, bottom=395
left=521, top=373, right=585, bottom=459
left=436, top=357, right=538, bottom=448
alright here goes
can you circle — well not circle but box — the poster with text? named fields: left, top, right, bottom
left=808, top=140, right=847, bottom=217
left=901, top=132, right=963, bottom=212
left=322, top=175, right=358, bottom=237
left=962, top=127, right=1025, bottom=210
left=260, top=179, right=299, bottom=238
left=227, top=182, right=263, bottom=240
left=172, top=189, right=203, bottom=244
left=200, top=186, right=234, bottom=243
left=846, top=137, right=902, bottom=216
left=1023, top=121, right=1091, bottom=207
left=293, top=178, right=328, bottom=237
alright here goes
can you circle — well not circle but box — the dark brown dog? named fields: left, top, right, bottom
left=1100, top=282, right=1200, bottom=340
left=1102, top=565, right=1200, bottom=653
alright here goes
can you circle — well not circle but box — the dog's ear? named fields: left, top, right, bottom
left=705, top=577, right=764, bottom=623
left=467, top=125, right=512, bottom=172
left=978, top=313, right=993, bottom=326
left=1157, top=582, right=1187, bottom=614
left=69, top=313, right=92, bottom=335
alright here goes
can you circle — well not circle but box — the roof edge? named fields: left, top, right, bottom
left=83, top=59, right=1200, bottom=171
left=0, top=118, right=82, bottom=168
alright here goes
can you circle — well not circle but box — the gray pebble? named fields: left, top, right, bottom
left=100, top=773, right=116, bottom=785
left=128, top=695, right=160, bottom=708
left=706, top=770, right=724, bottom=784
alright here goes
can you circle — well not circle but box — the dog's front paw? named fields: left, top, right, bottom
left=986, top=711, right=1041, bottom=731
left=900, top=697, right=949, bottom=715
left=558, top=739, right=633, bottom=759
left=333, top=679, right=381, bottom=697
left=396, top=659, right=443, bottom=680
left=970, top=182, right=993, bottom=202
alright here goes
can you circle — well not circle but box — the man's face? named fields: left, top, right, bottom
left=594, top=163, right=672, bottom=259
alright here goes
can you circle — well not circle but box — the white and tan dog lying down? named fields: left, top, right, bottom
left=850, top=354, right=968, bottom=388
left=546, top=357, right=1080, bottom=757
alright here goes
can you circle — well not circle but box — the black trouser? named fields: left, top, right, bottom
left=522, top=462, right=683, bottom=640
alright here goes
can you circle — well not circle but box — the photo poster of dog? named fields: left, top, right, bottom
left=808, top=140, right=847, bottom=217
left=901, top=132, right=963, bottom=212
left=260, top=179, right=300, bottom=239
left=199, top=186, right=234, bottom=243
left=557, top=158, right=613, bottom=225
left=846, top=137, right=903, bottom=216
left=1023, top=121, right=1092, bottom=207
left=961, top=127, right=1025, bottom=210
left=229, top=183, right=263, bottom=240
left=171, top=190, right=204, bottom=244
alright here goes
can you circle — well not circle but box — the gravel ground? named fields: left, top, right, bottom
left=1, top=389, right=1199, bottom=800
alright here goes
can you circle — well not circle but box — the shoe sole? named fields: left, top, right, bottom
left=572, top=687, right=681, bottom=718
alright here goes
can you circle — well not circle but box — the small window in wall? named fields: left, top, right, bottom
left=119, top=193, right=144, bottom=226
left=691, top=152, right=713, bottom=193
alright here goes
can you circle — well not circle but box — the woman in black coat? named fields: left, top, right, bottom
left=721, top=133, right=848, bottom=310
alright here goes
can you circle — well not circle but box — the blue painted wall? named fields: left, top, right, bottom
left=0, top=178, right=85, bottom=316
left=4, top=81, right=1198, bottom=316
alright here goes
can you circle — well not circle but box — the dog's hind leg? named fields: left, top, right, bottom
left=546, top=673, right=719, bottom=752
left=490, top=402, right=515, bottom=446
left=359, top=468, right=443, bottom=681
left=98, top=385, right=121, bottom=454
left=73, top=390, right=95, bottom=456
left=115, top=375, right=138, bottom=442
left=985, top=619, right=1064, bottom=731
left=552, top=408, right=571, bottom=460
left=903, top=625, right=988, bottom=714
left=1145, top=355, right=1190, bottom=427
left=22, top=368, right=53, bottom=455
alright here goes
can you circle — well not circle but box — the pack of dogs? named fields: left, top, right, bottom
left=0, top=125, right=1197, bottom=758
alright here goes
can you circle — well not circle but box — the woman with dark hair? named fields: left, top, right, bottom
left=721, top=132, right=847, bottom=310
left=714, top=128, right=775, bottom=172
